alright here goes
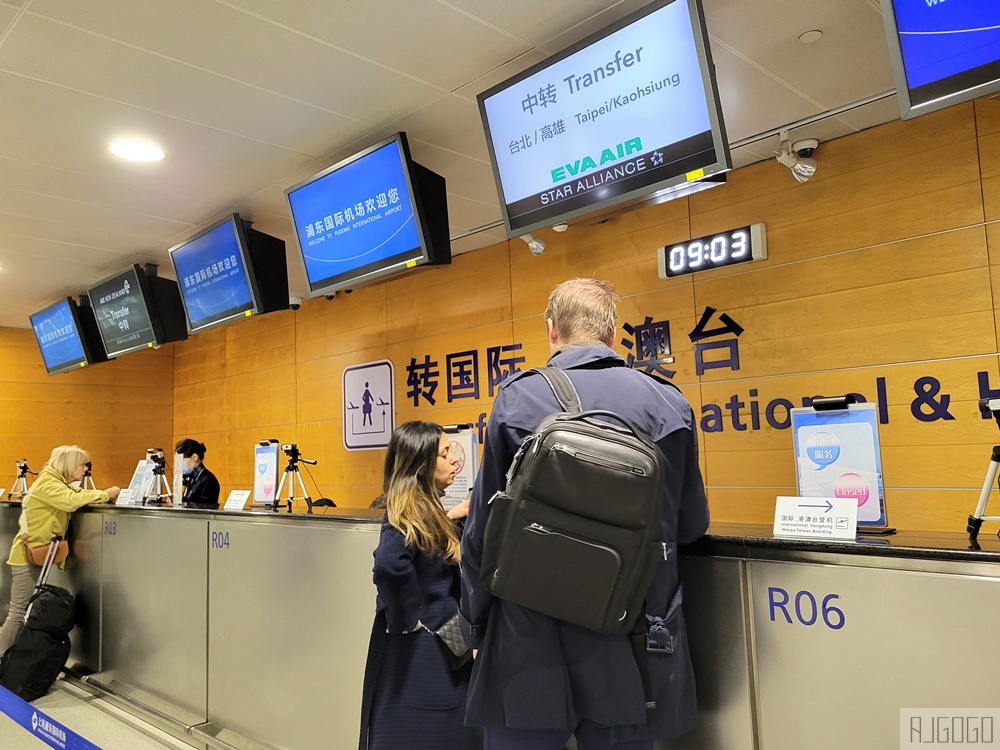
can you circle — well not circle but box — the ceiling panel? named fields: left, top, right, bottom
left=0, top=211, right=176, bottom=255
left=26, top=0, right=445, bottom=125
left=0, top=14, right=368, bottom=156
left=704, top=0, right=893, bottom=109
left=711, top=42, right=821, bottom=142
left=445, top=0, right=629, bottom=47
left=222, top=0, right=531, bottom=91
left=454, top=50, right=550, bottom=102
left=389, top=94, right=492, bottom=162
left=0, top=4, right=17, bottom=34
left=0, top=157, right=225, bottom=222
left=0, top=72, right=309, bottom=201
left=0, top=187, right=195, bottom=239
left=406, top=140, right=500, bottom=209
left=538, top=0, right=650, bottom=55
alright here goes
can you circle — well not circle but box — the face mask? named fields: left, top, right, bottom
left=182, top=462, right=196, bottom=476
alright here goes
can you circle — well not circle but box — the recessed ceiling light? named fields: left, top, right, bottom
left=109, top=140, right=165, bottom=162
left=798, top=30, right=823, bottom=44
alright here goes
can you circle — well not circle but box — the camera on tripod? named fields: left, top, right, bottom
left=280, top=444, right=316, bottom=466
left=15, top=459, right=30, bottom=474
left=147, top=448, right=166, bottom=470
left=980, top=398, right=1000, bottom=421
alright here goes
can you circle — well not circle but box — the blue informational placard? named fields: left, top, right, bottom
left=286, top=138, right=423, bottom=294
left=891, top=0, right=1000, bottom=90
left=29, top=299, right=87, bottom=374
left=171, top=218, right=256, bottom=332
left=790, top=403, right=888, bottom=527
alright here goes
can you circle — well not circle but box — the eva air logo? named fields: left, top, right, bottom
left=31, top=712, right=38, bottom=731
left=123, top=279, right=131, bottom=294
left=550, top=138, right=643, bottom=183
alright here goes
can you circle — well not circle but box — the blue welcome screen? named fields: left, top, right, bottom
left=287, top=140, right=420, bottom=293
left=31, top=299, right=87, bottom=372
left=892, top=0, right=1000, bottom=89
left=172, top=220, right=255, bottom=330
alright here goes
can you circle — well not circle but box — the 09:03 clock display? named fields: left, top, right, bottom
left=657, top=223, right=767, bottom=278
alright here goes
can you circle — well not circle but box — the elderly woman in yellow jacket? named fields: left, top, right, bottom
left=0, top=445, right=120, bottom=652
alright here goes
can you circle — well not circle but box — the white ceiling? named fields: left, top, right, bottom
left=0, top=0, right=899, bottom=328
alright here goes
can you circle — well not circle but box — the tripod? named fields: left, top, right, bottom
left=79, top=462, right=96, bottom=491
left=273, top=455, right=315, bottom=514
left=968, top=444, right=1000, bottom=539
left=142, top=461, right=173, bottom=506
left=8, top=460, right=35, bottom=501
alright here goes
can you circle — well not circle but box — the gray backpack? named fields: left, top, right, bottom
left=481, top=366, right=664, bottom=635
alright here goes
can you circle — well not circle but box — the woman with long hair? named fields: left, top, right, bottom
left=0, top=445, right=119, bottom=653
left=359, top=421, right=480, bottom=750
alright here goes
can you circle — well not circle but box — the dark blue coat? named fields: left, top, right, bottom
left=181, top=465, right=220, bottom=509
left=359, top=516, right=481, bottom=750
left=460, top=345, right=710, bottom=743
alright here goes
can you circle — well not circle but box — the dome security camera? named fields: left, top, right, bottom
left=793, top=138, right=819, bottom=159
left=289, top=296, right=302, bottom=310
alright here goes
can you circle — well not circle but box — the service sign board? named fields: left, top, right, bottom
left=791, top=404, right=888, bottom=527
left=480, top=0, right=720, bottom=234
left=172, top=220, right=255, bottom=331
left=89, top=267, right=157, bottom=356
left=30, top=300, right=87, bottom=373
left=343, top=360, right=395, bottom=450
left=253, top=443, right=280, bottom=505
left=441, top=429, right=479, bottom=510
left=224, top=489, right=251, bottom=511
left=120, top=459, right=156, bottom=507
left=773, top=495, right=858, bottom=542
left=287, top=139, right=422, bottom=294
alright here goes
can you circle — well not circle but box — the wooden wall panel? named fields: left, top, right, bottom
left=158, top=97, right=1000, bottom=532
left=0, top=328, right=173, bottom=493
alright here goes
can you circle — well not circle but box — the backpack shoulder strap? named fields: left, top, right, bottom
left=534, top=367, right=582, bottom=414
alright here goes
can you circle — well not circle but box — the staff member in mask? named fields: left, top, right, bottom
left=174, top=438, right=220, bottom=510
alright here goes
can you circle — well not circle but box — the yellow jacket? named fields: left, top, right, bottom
left=7, top=466, right=110, bottom=567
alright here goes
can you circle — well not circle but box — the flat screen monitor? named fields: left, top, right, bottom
left=88, top=264, right=187, bottom=357
left=478, top=0, right=730, bottom=238
left=285, top=132, right=451, bottom=297
left=29, top=298, right=106, bottom=375
left=880, top=0, right=1000, bottom=119
left=169, top=214, right=262, bottom=332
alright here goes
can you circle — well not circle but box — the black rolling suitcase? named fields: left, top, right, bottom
left=0, top=537, right=75, bottom=702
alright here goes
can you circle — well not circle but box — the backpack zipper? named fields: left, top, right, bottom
left=550, top=443, right=647, bottom=476
left=525, top=523, right=622, bottom=561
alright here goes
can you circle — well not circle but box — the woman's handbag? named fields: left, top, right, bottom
left=429, top=614, right=473, bottom=670
left=21, top=535, right=69, bottom=567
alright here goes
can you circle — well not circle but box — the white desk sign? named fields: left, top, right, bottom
left=773, top=496, right=858, bottom=542
left=0, top=489, right=6, bottom=499
left=224, top=490, right=251, bottom=511
left=441, top=429, right=479, bottom=511
left=116, top=488, right=135, bottom=507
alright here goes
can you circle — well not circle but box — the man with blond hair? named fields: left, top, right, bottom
left=461, top=278, right=709, bottom=750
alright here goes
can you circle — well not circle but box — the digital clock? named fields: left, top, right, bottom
left=657, top=223, right=767, bottom=278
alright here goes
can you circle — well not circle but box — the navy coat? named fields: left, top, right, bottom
left=181, top=465, right=220, bottom=509
left=359, top=516, right=481, bottom=750
left=460, top=345, right=710, bottom=743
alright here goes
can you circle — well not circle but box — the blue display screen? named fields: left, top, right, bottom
left=172, top=219, right=255, bottom=330
left=30, top=299, right=87, bottom=373
left=286, top=139, right=422, bottom=294
left=892, top=0, right=1000, bottom=89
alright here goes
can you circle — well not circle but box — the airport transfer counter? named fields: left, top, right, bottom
left=1, top=503, right=999, bottom=750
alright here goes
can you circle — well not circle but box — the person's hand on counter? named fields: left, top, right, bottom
left=447, top=496, right=471, bottom=521
left=105, top=486, right=121, bottom=503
